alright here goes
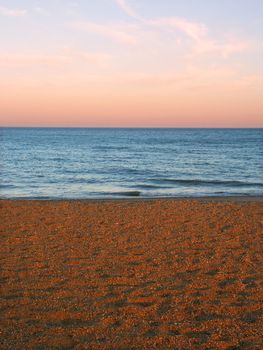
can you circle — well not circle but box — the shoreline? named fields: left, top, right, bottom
left=1, top=195, right=263, bottom=203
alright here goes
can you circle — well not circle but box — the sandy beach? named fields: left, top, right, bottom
left=0, top=198, right=262, bottom=349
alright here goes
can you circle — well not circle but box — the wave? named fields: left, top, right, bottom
left=133, top=184, right=172, bottom=189
left=149, top=178, right=263, bottom=187
left=106, top=191, right=141, bottom=197
left=0, top=184, right=17, bottom=188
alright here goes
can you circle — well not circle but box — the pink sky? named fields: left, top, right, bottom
left=0, top=0, right=262, bottom=127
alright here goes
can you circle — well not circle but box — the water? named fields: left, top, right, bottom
left=1, top=128, right=262, bottom=199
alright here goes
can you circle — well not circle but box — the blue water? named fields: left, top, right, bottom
left=1, top=128, right=262, bottom=199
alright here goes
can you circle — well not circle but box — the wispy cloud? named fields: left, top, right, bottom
left=119, top=66, right=238, bottom=88
left=64, top=49, right=112, bottom=66
left=0, top=51, right=112, bottom=67
left=71, top=21, right=137, bottom=45
left=193, top=38, right=249, bottom=57
left=149, top=17, right=249, bottom=57
left=113, top=0, right=250, bottom=57
left=114, top=0, right=140, bottom=19
left=0, top=6, right=27, bottom=17
left=149, top=18, right=208, bottom=41
left=0, top=54, right=71, bottom=66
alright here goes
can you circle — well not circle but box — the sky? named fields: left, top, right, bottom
left=0, top=0, right=263, bottom=127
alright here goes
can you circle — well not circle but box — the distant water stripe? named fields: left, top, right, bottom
left=132, top=184, right=173, bottom=189
left=149, top=178, right=263, bottom=187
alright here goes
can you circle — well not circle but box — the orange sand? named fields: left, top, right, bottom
left=0, top=199, right=262, bottom=350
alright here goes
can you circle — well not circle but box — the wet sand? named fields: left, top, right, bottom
left=0, top=198, right=262, bottom=349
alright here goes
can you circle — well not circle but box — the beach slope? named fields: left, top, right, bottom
left=0, top=199, right=262, bottom=349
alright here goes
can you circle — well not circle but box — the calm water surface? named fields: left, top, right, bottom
left=1, top=128, right=262, bottom=199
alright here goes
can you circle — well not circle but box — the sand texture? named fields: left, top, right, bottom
left=0, top=199, right=263, bottom=350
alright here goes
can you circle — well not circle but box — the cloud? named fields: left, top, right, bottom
left=150, top=17, right=249, bottom=57
left=0, top=54, right=69, bottom=66
left=4, top=54, right=71, bottom=66
left=0, top=6, right=27, bottom=17
left=149, top=18, right=208, bottom=41
left=113, top=0, right=250, bottom=57
left=192, top=38, right=249, bottom=57
left=126, top=72, right=195, bottom=87
left=71, top=21, right=137, bottom=45
left=0, top=51, right=112, bottom=67
left=114, top=0, right=140, bottom=19
left=120, top=66, right=238, bottom=88
left=64, top=49, right=112, bottom=65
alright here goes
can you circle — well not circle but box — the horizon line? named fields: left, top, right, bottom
left=1, top=126, right=262, bottom=129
